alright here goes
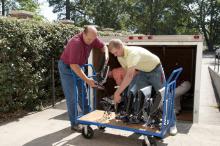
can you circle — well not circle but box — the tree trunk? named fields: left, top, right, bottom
left=199, top=0, right=214, bottom=51
left=209, top=0, right=215, bottom=51
left=2, top=0, right=5, bottom=16
left=66, top=0, right=70, bottom=19
left=148, top=0, right=153, bottom=34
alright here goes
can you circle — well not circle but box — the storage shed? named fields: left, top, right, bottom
left=89, top=35, right=203, bottom=123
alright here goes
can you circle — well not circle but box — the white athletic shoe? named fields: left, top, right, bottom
left=169, top=124, right=178, bottom=136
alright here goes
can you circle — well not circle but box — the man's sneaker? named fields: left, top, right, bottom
left=169, top=124, right=178, bottom=136
left=71, top=124, right=83, bottom=132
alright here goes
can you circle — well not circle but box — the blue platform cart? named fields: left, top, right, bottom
left=72, top=64, right=182, bottom=146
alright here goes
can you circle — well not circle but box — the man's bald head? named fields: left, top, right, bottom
left=84, top=25, right=97, bottom=35
left=83, top=25, right=98, bottom=45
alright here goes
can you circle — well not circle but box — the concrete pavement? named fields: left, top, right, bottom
left=0, top=55, right=220, bottom=146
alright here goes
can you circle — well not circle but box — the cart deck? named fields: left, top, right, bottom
left=78, top=110, right=160, bottom=134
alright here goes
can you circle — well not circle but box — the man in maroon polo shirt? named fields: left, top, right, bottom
left=58, top=26, right=108, bottom=131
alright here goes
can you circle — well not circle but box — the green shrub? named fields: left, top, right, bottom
left=0, top=17, right=81, bottom=112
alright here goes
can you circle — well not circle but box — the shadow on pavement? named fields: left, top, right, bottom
left=53, top=101, right=67, bottom=110
left=176, top=121, right=193, bottom=134
left=23, top=127, right=73, bottom=146
left=50, top=112, right=69, bottom=121
left=127, top=133, right=168, bottom=146
left=23, top=128, right=171, bottom=146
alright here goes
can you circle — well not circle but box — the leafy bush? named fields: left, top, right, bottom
left=0, top=17, right=81, bottom=112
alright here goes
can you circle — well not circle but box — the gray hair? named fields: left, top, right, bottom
left=108, top=39, right=124, bottom=51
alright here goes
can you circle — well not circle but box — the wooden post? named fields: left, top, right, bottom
left=52, top=57, right=55, bottom=107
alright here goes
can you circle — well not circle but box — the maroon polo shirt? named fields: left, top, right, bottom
left=60, top=33, right=104, bottom=65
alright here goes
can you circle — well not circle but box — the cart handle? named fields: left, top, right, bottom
left=81, top=64, right=96, bottom=72
left=166, top=67, right=183, bottom=84
left=81, top=64, right=97, bottom=78
left=71, top=64, right=97, bottom=80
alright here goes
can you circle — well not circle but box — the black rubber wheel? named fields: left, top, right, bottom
left=148, top=137, right=157, bottom=146
left=142, top=140, right=149, bottom=146
left=98, top=126, right=106, bottom=130
left=82, top=126, right=94, bottom=139
left=142, top=137, right=157, bottom=146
